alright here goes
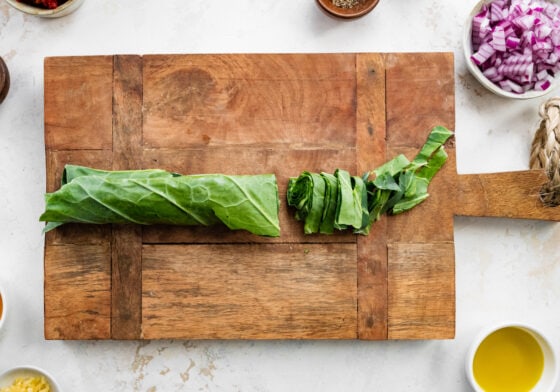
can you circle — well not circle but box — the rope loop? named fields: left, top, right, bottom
left=530, top=97, right=560, bottom=207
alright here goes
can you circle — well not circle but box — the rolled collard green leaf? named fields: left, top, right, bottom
left=319, top=173, right=338, bottom=234
left=45, top=165, right=181, bottom=232
left=41, top=170, right=280, bottom=237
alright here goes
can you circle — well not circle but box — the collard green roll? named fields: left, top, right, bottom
left=40, top=165, right=280, bottom=237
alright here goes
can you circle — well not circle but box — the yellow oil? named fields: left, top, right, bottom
left=473, top=327, right=544, bottom=392
left=0, top=293, right=3, bottom=320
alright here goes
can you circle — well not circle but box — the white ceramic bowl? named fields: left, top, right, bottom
left=0, top=366, right=61, bottom=392
left=0, top=285, right=5, bottom=333
left=463, top=0, right=560, bottom=99
left=5, top=0, right=84, bottom=18
left=466, top=322, right=559, bottom=392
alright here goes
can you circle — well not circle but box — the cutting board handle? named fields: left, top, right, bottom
left=455, top=170, right=560, bottom=221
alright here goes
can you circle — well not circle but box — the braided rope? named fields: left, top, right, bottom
left=530, top=97, right=560, bottom=207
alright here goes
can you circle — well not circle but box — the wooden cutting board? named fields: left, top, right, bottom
left=43, top=53, right=560, bottom=341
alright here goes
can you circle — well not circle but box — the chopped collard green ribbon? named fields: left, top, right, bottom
left=287, top=126, right=454, bottom=235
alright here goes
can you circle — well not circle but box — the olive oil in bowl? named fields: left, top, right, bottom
left=467, top=324, right=558, bottom=392
left=473, top=327, right=543, bottom=391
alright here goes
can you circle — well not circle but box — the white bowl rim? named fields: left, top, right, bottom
left=5, top=0, right=81, bottom=16
left=465, top=322, right=559, bottom=392
left=0, top=365, right=61, bottom=391
left=463, top=0, right=560, bottom=99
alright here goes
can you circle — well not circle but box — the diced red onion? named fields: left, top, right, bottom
left=470, top=0, right=560, bottom=94
left=545, top=51, right=559, bottom=63
left=533, top=40, right=553, bottom=50
left=491, top=26, right=508, bottom=50
left=535, top=78, right=552, bottom=89
left=484, top=66, right=506, bottom=81
left=506, top=36, right=522, bottom=48
left=536, top=68, right=551, bottom=79
left=550, top=29, right=560, bottom=45
left=499, top=79, right=525, bottom=93
left=535, top=23, right=553, bottom=38
left=472, top=8, right=492, bottom=50
left=472, top=42, right=497, bottom=65
left=491, top=2, right=506, bottom=21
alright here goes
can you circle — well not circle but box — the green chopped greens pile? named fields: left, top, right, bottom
left=287, top=126, right=453, bottom=235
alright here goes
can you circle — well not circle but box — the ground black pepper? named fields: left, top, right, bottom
left=331, top=0, right=361, bottom=8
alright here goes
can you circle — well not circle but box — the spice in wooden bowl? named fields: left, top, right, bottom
left=317, top=0, right=380, bottom=18
left=332, top=0, right=360, bottom=8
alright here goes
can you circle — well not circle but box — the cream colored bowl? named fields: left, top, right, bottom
left=463, top=0, right=560, bottom=99
left=5, top=0, right=84, bottom=18
left=466, top=323, right=559, bottom=392
left=0, top=366, right=61, bottom=392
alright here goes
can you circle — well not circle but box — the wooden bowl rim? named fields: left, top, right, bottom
left=316, top=0, right=380, bottom=18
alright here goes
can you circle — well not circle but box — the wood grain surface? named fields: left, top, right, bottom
left=110, top=55, right=143, bottom=340
left=355, top=53, right=388, bottom=340
left=142, top=244, right=357, bottom=339
left=43, top=52, right=559, bottom=341
left=44, top=244, right=111, bottom=339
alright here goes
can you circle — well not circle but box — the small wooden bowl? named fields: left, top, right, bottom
left=317, top=0, right=380, bottom=18
left=0, top=57, right=9, bottom=105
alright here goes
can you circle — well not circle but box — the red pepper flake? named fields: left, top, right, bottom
left=16, top=0, right=68, bottom=9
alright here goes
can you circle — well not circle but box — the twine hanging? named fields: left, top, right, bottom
left=530, top=97, right=560, bottom=207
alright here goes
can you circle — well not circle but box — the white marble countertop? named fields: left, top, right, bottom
left=1, top=0, right=560, bottom=391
